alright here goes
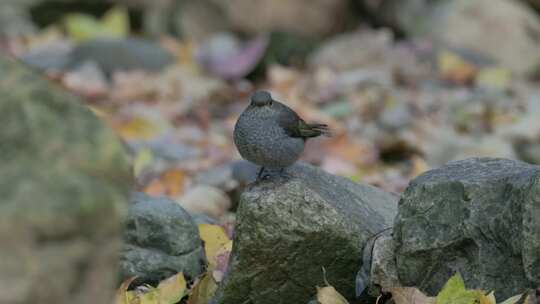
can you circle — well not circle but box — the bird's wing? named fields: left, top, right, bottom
left=276, top=101, right=330, bottom=139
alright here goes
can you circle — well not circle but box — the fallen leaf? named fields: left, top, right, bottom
left=156, top=272, right=187, bottom=304
left=389, top=287, right=435, bottom=304
left=499, top=294, right=526, bottom=304
left=102, top=6, right=130, bottom=38
left=65, top=6, right=129, bottom=42
left=143, top=169, right=186, bottom=197
left=114, top=276, right=137, bottom=304
left=476, top=67, right=511, bottom=91
left=212, top=240, right=233, bottom=282
left=188, top=273, right=218, bottom=304
left=198, top=224, right=230, bottom=269
left=198, top=35, right=269, bottom=80
left=133, top=148, right=154, bottom=179
left=438, top=50, right=477, bottom=85
left=435, top=273, right=482, bottom=304
left=409, top=156, right=430, bottom=178
left=479, top=291, right=496, bottom=304
left=316, top=285, right=349, bottom=304
left=114, top=117, right=159, bottom=140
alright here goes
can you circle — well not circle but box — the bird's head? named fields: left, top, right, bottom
left=250, top=91, right=273, bottom=107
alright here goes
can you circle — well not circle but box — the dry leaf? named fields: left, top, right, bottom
left=65, top=6, right=129, bottom=42
left=114, top=117, right=159, bottom=140
left=212, top=240, right=233, bottom=282
left=479, top=291, right=496, bottom=304
left=156, top=272, right=187, bottom=303
left=114, top=276, right=137, bottom=304
left=438, top=50, right=477, bottom=85
left=435, top=273, right=483, bottom=304
left=188, top=273, right=218, bottom=304
left=133, top=148, right=154, bottom=179
left=143, top=169, right=186, bottom=197
left=198, top=224, right=230, bottom=269
left=316, top=285, right=349, bottom=304
left=389, top=287, right=435, bottom=304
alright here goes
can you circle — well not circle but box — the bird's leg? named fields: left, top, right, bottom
left=257, top=167, right=266, bottom=180
left=279, top=167, right=289, bottom=178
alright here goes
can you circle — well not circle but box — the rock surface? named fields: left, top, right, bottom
left=366, top=0, right=540, bottom=76
left=394, top=157, right=540, bottom=299
left=0, top=54, right=131, bottom=304
left=120, top=192, right=205, bottom=285
left=213, top=163, right=398, bottom=303
left=178, top=185, right=231, bottom=219
left=213, top=0, right=351, bottom=37
left=67, top=38, right=174, bottom=75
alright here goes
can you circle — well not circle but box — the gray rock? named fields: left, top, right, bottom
left=67, top=37, right=174, bottom=75
left=394, top=157, right=540, bottom=299
left=120, top=193, right=205, bottom=285
left=0, top=2, right=36, bottom=38
left=213, top=163, right=398, bottom=303
left=213, top=0, right=351, bottom=37
left=367, top=233, right=400, bottom=295
left=368, top=0, right=540, bottom=76
left=0, top=54, right=131, bottom=304
left=20, top=42, right=73, bottom=72
left=195, top=160, right=258, bottom=209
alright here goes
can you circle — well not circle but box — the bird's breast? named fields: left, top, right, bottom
left=234, top=115, right=304, bottom=168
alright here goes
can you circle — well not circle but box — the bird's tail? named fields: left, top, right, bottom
left=301, top=123, right=332, bottom=138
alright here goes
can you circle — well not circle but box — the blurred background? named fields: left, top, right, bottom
left=2, top=0, right=540, bottom=301
left=5, top=0, right=540, bottom=195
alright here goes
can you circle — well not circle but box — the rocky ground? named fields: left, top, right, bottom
left=2, top=0, right=540, bottom=303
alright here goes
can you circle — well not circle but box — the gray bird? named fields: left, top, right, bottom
left=233, top=91, right=330, bottom=179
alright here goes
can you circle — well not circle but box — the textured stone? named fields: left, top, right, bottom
left=0, top=54, right=131, bottom=304
left=213, top=0, right=351, bottom=37
left=365, top=0, right=540, bottom=76
left=213, top=163, right=398, bottom=303
left=394, top=157, right=540, bottom=299
left=120, top=193, right=205, bottom=285
left=67, top=38, right=174, bottom=75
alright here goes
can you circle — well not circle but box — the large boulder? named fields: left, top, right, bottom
left=213, top=0, right=351, bottom=38
left=213, top=163, right=398, bottom=303
left=120, top=193, right=206, bottom=285
left=0, top=54, right=131, bottom=303
left=363, top=0, right=540, bottom=76
left=394, top=158, right=540, bottom=299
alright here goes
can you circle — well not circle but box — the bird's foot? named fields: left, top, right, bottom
left=256, top=167, right=271, bottom=181
left=255, top=167, right=290, bottom=181
left=278, top=168, right=290, bottom=179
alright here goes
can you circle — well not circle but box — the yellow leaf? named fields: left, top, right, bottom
left=198, top=224, right=230, bottom=269
left=410, top=156, right=430, bottom=178
left=435, top=273, right=482, bottom=304
left=188, top=273, right=218, bottom=304
left=438, top=50, right=476, bottom=84
left=316, top=285, right=349, bottom=304
left=102, top=6, right=129, bottom=38
left=65, top=13, right=103, bottom=42
left=157, top=272, right=187, bottom=304
left=389, top=287, right=435, bottom=304
left=133, top=148, right=154, bottom=178
left=476, top=67, right=511, bottom=90
left=114, top=276, right=137, bottom=304
left=115, top=117, right=158, bottom=140
left=479, top=291, right=496, bottom=304
left=64, top=6, right=129, bottom=42
left=138, top=288, right=160, bottom=304
left=143, top=169, right=186, bottom=197
left=499, top=294, right=524, bottom=304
